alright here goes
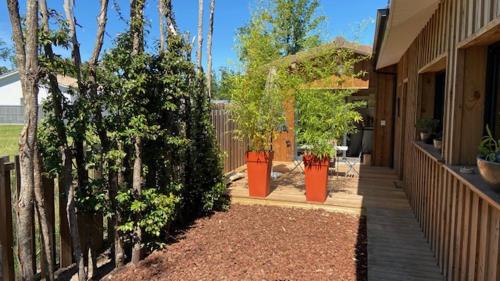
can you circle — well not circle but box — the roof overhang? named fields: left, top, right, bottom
left=376, top=0, right=440, bottom=69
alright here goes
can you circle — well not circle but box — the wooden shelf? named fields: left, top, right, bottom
left=445, top=165, right=500, bottom=208
left=413, top=141, right=444, bottom=163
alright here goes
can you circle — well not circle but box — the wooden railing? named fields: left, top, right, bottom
left=411, top=142, right=499, bottom=281
left=211, top=103, right=247, bottom=173
left=0, top=155, right=105, bottom=281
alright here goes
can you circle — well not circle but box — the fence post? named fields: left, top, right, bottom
left=0, top=156, right=15, bottom=281
left=40, top=176, right=55, bottom=278
left=58, top=176, right=73, bottom=267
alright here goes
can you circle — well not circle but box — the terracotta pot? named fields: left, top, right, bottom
left=420, top=132, right=431, bottom=142
left=246, top=151, right=273, bottom=197
left=433, top=139, right=442, bottom=150
left=477, top=157, right=500, bottom=192
left=303, top=155, right=330, bottom=203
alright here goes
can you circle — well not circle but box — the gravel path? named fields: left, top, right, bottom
left=105, top=204, right=367, bottom=281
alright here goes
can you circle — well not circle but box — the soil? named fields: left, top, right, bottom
left=104, top=204, right=367, bottom=281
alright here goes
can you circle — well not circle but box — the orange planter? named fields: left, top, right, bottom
left=303, top=155, right=330, bottom=203
left=246, top=151, right=273, bottom=197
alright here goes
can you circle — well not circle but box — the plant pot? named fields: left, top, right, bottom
left=246, top=151, right=273, bottom=197
left=303, top=155, right=330, bottom=203
left=433, top=139, right=442, bottom=150
left=420, top=132, right=431, bottom=142
left=477, top=157, right=500, bottom=192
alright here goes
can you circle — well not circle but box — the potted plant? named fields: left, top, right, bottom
left=230, top=66, right=286, bottom=197
left=433, top=132, right=442, bottom=150
left=477, top=126, right=500, bottom=192
left=415, top=118, right=439, bottom=143
left=433, top=138, right=442, bottom=150
left=297, top=89, right=364, bottom=203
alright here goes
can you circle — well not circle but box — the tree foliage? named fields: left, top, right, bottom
left=35, top=1, right=227, bottom=267
left=270, top=0, right=325, bottom=55
left=296, top=89, right=364, bottom=159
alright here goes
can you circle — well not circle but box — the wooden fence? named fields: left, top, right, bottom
left=410, top=142, right=499, bottom=281
left=0, top=155, right=105, bottom=281
left=211, top=103, right=247, bottom=173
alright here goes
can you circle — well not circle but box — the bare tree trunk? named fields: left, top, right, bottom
left=129, top=0, right=145, bottom=265
left=196, top=0, right=204, bottom=72
left=63, top=0, right=87, bottom=279
left=164, top=0, right=178, bottom=38
left=159, top=0, right=165, bottom=51
left=6, top=0, right=39, bottom=279
left=86, top=0, right=109, bottom=271
left=206, top=0, right=215, bottom=97
left=115, top=142, right=126, bottom=267
left=131, top=139, right=142, bottom=264
left=130, top=0, right=145, bottom=54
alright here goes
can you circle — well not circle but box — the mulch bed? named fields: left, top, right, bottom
left=105, top=204, right=367, bottom=281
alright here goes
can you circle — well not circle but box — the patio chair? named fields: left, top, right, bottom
left=282, top=145, right=306, bottom=177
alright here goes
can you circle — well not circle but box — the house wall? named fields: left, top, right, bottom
left=381, top=0, right=500, bottom=280
left=0, top=73, right=71, bottom=124
left=372, top=66, right=396, bottom=167
left=0, top=72, right=51, bottom=106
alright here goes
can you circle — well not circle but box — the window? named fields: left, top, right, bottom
left=485, top=42, right=500, bottom=138
left=433, top=71, right=445, bottom=135
left=418, top=70, right=446, bottom=138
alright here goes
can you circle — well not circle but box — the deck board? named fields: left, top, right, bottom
left=229, top=162, right=444, bottom=281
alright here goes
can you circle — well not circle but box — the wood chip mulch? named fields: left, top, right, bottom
left=105, top=204, right=367, bottom=281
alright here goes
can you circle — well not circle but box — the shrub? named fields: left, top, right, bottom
left=296, top=89, right=364, bottom=159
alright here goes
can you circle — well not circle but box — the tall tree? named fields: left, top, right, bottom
left=158, top=0, right=166, bottom=51
left=129, top=0, right=146, bottom=265
left=35, top=3, right=60, bottom=279
left=63, top=0, right=89, bottom=278
left=164, top=0, right=177, bottom=37
left=270, top=0, right=324, bottom=55
left=6, top=0, right=39, bottom=279
left=206, top=0, right=215, bottom=96
left=196, top=0, right=204, bottom=71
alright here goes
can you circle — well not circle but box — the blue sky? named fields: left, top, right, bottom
left=0, top=0, right=388, bottom=73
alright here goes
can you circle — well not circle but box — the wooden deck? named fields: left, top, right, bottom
left=229, top=162, right=444, bottom=281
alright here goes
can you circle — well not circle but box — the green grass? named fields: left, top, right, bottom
left=0, top=125, right=22, bottom=158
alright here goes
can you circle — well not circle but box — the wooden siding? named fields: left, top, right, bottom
left=385, top=0, right=500, bottom=280
left=411, top=143, right=499, bottom=281
left=372, top=66, right=396, bottom=167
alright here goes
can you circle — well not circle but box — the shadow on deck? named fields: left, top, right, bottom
left=228, top=162, right=444, bottom=281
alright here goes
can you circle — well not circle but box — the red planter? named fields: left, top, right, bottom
left=246, top=151, right=273, bottom=197
left=303, top=155, right=330, bottom=203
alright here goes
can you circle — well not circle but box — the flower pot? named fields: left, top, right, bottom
left=433, top=139, right=442, bottom=150
left=477, top=157, right=500, bottom=192
left=303, top=155, right=330, bottom=203
left=246, top=151, right=273, bottom=197
left=420, top=132, right=431, bottom=142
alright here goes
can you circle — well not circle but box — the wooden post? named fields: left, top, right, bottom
left=0, top=156, right=15, bottom=281
left=58, top=176, right=73, bottom=267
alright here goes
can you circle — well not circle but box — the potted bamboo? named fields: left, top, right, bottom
left=415, top=118, right=439, bottom=143
left=297, top=89, right=364, bottom=203
left=477, top=126, right=500, bottom=192
left=230, top=67, right=286, bottom=197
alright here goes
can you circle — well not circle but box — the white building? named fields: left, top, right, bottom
left=0, top=71, right=76, bottom=123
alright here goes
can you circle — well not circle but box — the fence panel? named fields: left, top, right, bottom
left=211, top=104, right=247, bottom=173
